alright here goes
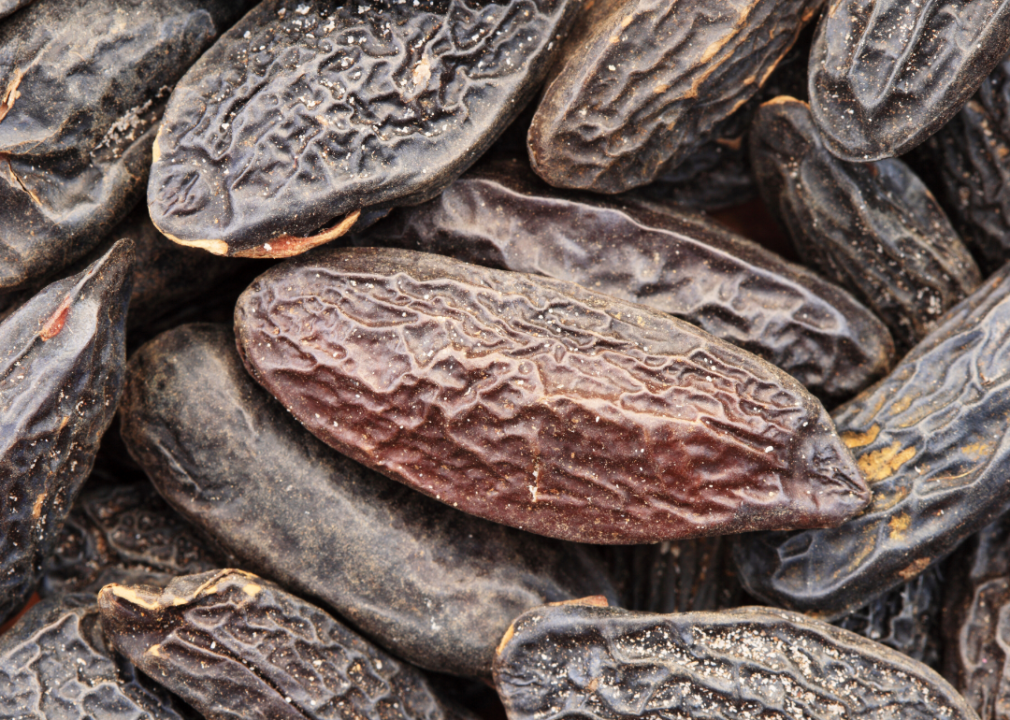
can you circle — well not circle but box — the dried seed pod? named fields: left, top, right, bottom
left=0, top=240, right=133, bottom=625
left=527, top=0, right=822, bottom=193
left=809, top=0, right=1010, bottom=161
left=834, top=563, right=944, bottom=669
left=941, top=513, right=1010, bottom=719
left=752, top=96, right=982, bottom=352
left=912, top=54, right=1010, bottom=274
left=120, top=323, right=615, bottom=678
left=235, top=246, right=869, bottom=544
left=358, top=158, right=894, bottom=403
left=99, top=570, right=477, bottom=720
left=0, top=0, right=254, bottom=297
left=492, top=603, right=977, bottom=720
left=735, top=262, right=1010, bottom=619
left=148, top=0, right=579, bottom=258
left=0, top=593, right=192, bottom=720
left=41, top=481, right=227, bottom=598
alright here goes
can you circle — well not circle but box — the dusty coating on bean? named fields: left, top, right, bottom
left=809, top=0, right=1010, bottom=161
left=751, top=96, right=981, bottom=352
left=0, top=241, right=133, bottom=626
left=527, top=0, right=823, bottom=193
left=0, top=593, right=190, bottom=720
left=358, top=158, right=895, bottom=403
left=149, top=0, right=579, bottom=256
left=99, top=570, right=477, bottom=720
left=0, top=0, right=253, bottom=295
left=235, top=246, right=867, bottom=544
left=736, top=263, right=1010, bottom=619
left=492, top=604, right=978, bottom=720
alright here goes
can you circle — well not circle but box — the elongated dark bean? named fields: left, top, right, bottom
left=235, top=246, right=868, bottom=544
left=493, top=603, right=977, bottom=720
left=358, top=158, right=894, bottom=402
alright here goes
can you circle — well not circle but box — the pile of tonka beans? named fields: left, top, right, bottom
left=4, top=0, right=1010, bottom=719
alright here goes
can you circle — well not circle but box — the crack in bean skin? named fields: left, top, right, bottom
left=235, top=246, right=868, bottom=544
left=120, top=323, right=615, bottom=678
left=0, top=0, right=253, bottom=297
left=0, top=593, right=192, bottom=720
left=735, top=263, right=1010, bottom=620
left=752, top=96, right=982, bottom=353
left=0, top=240, right=133, bottom=626
left=809, top=0, right=1010, bottom=161
left=527, top=0, right=822, bottom=193
left=148, top=0, right=578, bottom=257
left=99, top=570, right=477, bottom=720
left=357, top=157, right=894, bottom=403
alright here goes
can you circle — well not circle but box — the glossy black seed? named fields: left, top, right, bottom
left=911, top=53, right=1010, bottom=274
left=527, top=0, right=822, bottom=193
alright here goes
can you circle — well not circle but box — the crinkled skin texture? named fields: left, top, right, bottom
left=40, top=481, right=226, bottom=598
left=119, top=323, right=616, bottom=679
left=752, top=96, right=982, bottom=352
left=0, top=593, right=193, bottom=720
left=492, top=604, right=977, bottom=720
left=99, top=571, right=477, bottom=720
left=0, top=0, right=253, bottom=297
left=735, top=263, right=1010, bottom=620
left=913, top=54, right=1010, bottom=274
left=235, top=246, right=868, bottom=544
left=0, top=240, right=133, bottom=626
left=148, top=0, right=578, bottom=258
left=834, top=564, right=943, bottom=669
left=941, top=513, right=1010, bottom=720
left=527, top=0, right=823, bottom=193
left=358, top=158, right=894, bottom=403
left=809, top=0, right=1010, bottom=161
